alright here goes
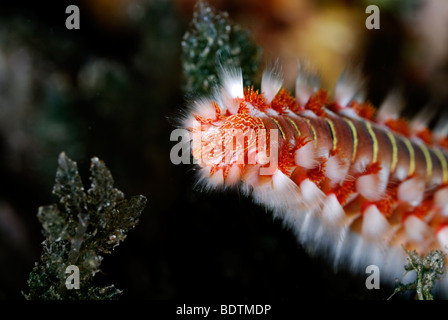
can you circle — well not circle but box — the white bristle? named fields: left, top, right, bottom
left=361, top=205, right=390, bottom=241
left=410, top=105, right=437, bottom=133
left=219, top=67, right=244, bottom=99
left=242, top=165, right=262, bottom=187
left=339, top=107, right=361, bottom=120
left=404, top=215, right=431, bottom=244
left=437, top=226, right=448, bottom=253
left=376, top=91, right=404, bottom=123
left=272, top=169, right=291, bottom=191
left=325, top=155, right=347, bottom=184
left=195, top=166, right=224, bottom=192
left=252, top=170, right=303, bottom=214
left=225, top=165, right=242, bottom=185
left=332, top=226, right=349, bottom=269
left=321, top=193, right=345, bottom=226
left=397, top=177, right=425, bottom=207
left=334, top=65, right=365, bottom=108
left=210, top=169, right=224, bottom=185
left=433, top=112, right=448, bottom=140
left=218, top=67, right=244, bottom=115
left=294, top=142, right=317, bottom=169
left=394, top=165, right=409, bottom=182
left=261, top=66, right=283, bottom=104
left=435, top=187, right=448, bottom=216
left=300, top=178, right=325, bottom=208
left=181, top=113, right=199, bottom=131
left=295, top=59, right=321, bottom=106
left=356, top=167, right=389, bottom=202
left=193, top=99, right=217, bottom=120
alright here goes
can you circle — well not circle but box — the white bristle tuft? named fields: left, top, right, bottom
left=242, top=165, right=262, bottom=187
left=225, top=165, right=242, bottom=185
left=261, top=65, right=283, bottom=104
left=272, top=170, right=290, bottom=190
left=295, top=59, right=321, bottom=106
left=361, top=205, right=390, bottom=241
left=404, top=215, right=431, bottom=245
left=397, top=177, right=425, bottom=207
left=299, top=178, right=325, bottom=208
left=266, top=193, right=410, bottom=291
left=437, top=226, right=448, bottom=253
left=331, top=226, right=349, bottom=269
left=394, top=165, right=409, bottom=182
left=219, top=67, right=244, bottom=99
left=210, top=86, right=228, bottom=114
left=356, top=167, right=389, bottom=202
left=252, top=170, right=304, bottom=214
left=195, top=167, right=224, bottom=192
left=334, top=65, right=365, bottom=108
left=325, top=155, right=347, bottom=184
left=193, top=99, right=217, bottom=120
left=181, top=113, right=199, bottom=131
left=352, top=156, right=371, bottom=175
left=321, top=193, right=345, bottom=226
left=209, top=169, right=224, bottom=185
left=339, top=107, right=361, bottom=120
left=218, top=66, right=244, bottom=115
left=410, top=105, right=437, bottom=133
left=435, top=187, right=448, bottom=216
left=433, top=112, right=448, bottom=140
left=376, top=91, right=404, bottom=123
left=294, top=142, right=317, bottom=169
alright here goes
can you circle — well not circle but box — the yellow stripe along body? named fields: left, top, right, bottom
left=364, top=121, right=379, bottom=164
left=281, top=111, right=448, bottom=189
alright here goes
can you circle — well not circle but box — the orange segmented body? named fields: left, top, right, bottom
left=181, top=64, right=448, bottom=296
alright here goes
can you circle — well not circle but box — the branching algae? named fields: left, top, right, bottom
left=23, top=152, right=147, bottom=300
left=181, top=0, right=262, bottom=95
left=389, top=247, right=446, bottom=300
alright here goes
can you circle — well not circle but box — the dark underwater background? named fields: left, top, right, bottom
left=0, top=0, right=447, bottom=300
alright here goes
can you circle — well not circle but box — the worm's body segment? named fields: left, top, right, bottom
left=181, top=65, right=448, bottom=294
